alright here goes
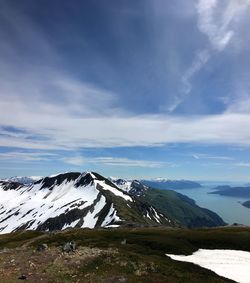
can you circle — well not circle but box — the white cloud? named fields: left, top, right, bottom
left=0, top=152, right=58, bottom=162
left=62, top=156, right=170, bottom=168
left=197, top=0, right=233, bottom=51
left=1, top=105, right=250, bottom=149
left=2, top=151, right=171, bottom=168
left=196, top=0, right=250, bottom=51
left=1, top=0, right=250, bottom=152
left=89, top=157, right=170, bottom=168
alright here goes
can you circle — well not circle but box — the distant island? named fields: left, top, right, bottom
left=210, top=185, right=250, bottom=198
left=141, top=179, right=202, bottom=190
left=242, top=200, right=250, bottom=209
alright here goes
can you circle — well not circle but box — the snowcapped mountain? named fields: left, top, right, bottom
left=1, top=176, right=42, bottom=185
left=108, top=177, right=148, bottom=196
left=0, top=172, right=174, bottom=234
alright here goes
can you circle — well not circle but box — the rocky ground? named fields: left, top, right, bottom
left=0, top=246, right=119, bottom=282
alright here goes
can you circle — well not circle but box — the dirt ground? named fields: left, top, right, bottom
left=0, top=246, right=119, bottom=283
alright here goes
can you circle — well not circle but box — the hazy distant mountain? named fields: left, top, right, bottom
left=141, top=179, right=202, bottom=190
left=210, top=186, right=250, bottom=198
left=242, top=200, right=250, bottom=209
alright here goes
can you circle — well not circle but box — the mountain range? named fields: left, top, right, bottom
left=141, top=179, right=202, bottom=190
left=1, top=176, right=42, bottom=185
left=0, top=172, right=225, bottom=234
left=210, top=185, right=250, bottom=198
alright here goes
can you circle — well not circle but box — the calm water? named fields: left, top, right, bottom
left=174, top=182, right=250, bottom=226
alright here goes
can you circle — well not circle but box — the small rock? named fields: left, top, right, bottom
left=29, top=261, right=36, bottom=269
left=121, top=239, right=126, bottom=245
left=36, top=243, right=48, bottom=251
left=18, top=275, right=27, bottom=280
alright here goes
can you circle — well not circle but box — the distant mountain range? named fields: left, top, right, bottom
left=141, top=179, right=202, bottom=190
left=2, top=176, right=42, bottom=185
left=210, top=185, right=250, bottom=198
left=0, top=172, right=225, bottom=234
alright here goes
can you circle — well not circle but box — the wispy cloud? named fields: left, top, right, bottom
left=62, top=156, right=171, bottom=168
left=1, top=1, right=250, bottom=157
left=197, top=0, right=232, bottom=51
left=192, top=153, right=234, bottom=160
left=0, top=150, right=172, bottom=168
left=0, top=152, right=58, bottom=162
left=181, top=49, right=210, bottom=95
left=173, top=0, right=250, bottom=110
left=197, top=0, right=250, bottom=51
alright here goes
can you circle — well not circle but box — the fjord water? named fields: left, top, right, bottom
left=174, top=182, right=250, bottom=226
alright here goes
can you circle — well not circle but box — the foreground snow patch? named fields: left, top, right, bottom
left=166, top=249, right=250, bottom=283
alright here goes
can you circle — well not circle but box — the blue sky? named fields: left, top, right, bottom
left=1, top=0, right=250, bottom=181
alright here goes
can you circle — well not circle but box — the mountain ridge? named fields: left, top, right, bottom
left=0, top=172, right=226, bottom=234
left=0, top=172, right=175, bottom=234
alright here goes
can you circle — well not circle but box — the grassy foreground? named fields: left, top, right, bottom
left=0, top=226, right=250, bottom=282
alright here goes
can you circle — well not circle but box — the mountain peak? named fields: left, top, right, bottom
left=0, top=171, right=175, bottom=234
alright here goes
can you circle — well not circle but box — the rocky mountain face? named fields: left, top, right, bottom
left=0, top=172, right=175, bottom=234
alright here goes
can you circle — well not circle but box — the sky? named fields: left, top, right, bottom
left=1, top=0, right=250, bottom=181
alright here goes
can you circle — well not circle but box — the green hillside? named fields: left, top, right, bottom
left=142, top=188, right=225, bottom=228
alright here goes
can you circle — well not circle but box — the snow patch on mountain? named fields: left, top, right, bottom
left=108, top=177, right=148, bottom=196
left=99, top=180, right=132, bottom=201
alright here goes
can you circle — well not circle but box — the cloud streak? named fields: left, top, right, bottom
left=62, top=156, right=170, bottom=168
left=0, top=151, right=58, bottom=162
left=174, top=0, right=250, bottom=110
left=1, top=104, right=250, bottom=149
left=192, top=153, right=234, bottom=161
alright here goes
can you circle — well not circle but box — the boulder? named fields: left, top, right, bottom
left=63, top=241, right=76, bottom=252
